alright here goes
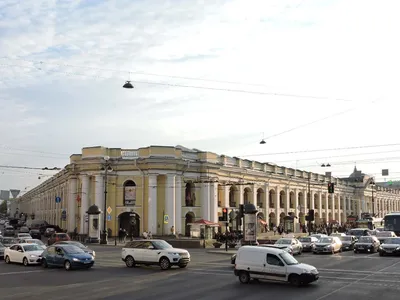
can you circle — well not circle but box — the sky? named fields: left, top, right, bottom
left=0, top=0, right=400, bottom=194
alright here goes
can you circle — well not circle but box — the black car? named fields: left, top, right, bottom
left=0, top=242, right=5, bottom=259
left=29, top=230, right=42, bottom=239
left=3, top=226, right=15, bottom=237
left=340, top=235, right=357, bottom=251
left=354, top=236, right=380, bottom=253
left=379, top=237, right=400, bottom=256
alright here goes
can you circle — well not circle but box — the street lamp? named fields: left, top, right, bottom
left=100, top=156, right=113, bottom=245
left=321, top=163, right=331, bottom=167
left=123, top=81, right=134, bottom=89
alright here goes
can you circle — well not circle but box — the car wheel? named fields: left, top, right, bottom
left=379, top=252, right=384, bottom=256
left=289, top=274, right=302, bottom=287
left=159, top=257, right=171, bottom=270
left=238, top=271, right=250, bottom=284
left=23, top=257, right=29, bottom=266
left=5, top=255, right=10, bottom=264
left=42, top=259, right=48, bottom=268
left=64, top=260, right=72, bottom=271
left=125, top=256, right=135, bottom=268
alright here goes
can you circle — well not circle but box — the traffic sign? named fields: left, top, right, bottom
left=61, top=210, right=66, bottom=221
left=107, top=206, right=112, bottom=214
left=164, top=214, right=169, bottom=224
left=55, top=196, right=61, bottom=203
left=107, top=214, right=111, bottom=221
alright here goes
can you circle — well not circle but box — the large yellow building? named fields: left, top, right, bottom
left=17, top=145, right=400, bottom=236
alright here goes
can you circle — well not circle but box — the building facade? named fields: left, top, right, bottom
left=17, top=145, right=400, bottom=236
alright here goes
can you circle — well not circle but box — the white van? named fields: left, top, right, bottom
left=234, top=246, right=319, bottom=286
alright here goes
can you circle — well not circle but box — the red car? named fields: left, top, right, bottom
left=47, top=233, right=71, bottom=245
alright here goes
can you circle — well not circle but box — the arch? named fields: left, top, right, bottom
left=256, top=188, right=264, bottom=208
left=279, top=212, right=285, bottom=224
left=243, top=187, right=251, bottom=204
left=289, top=192, right=295, bottom=208
left=123, top=180, right=136, bottom=206
left=229, top=186, right=237, bottom=207
left=279, top=190, right=285, bottom=208
left=185, top=212, right=195, bottom=237
left=119, top=212, right=140, bottom=237
left=269, top=212, right=276, bottom=227
left=269, top=189, right=276, bottom=208
left=185, top=182, right=196, bottom=206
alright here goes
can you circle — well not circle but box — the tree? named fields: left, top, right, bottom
left=0, top=200, right=7, bottom=214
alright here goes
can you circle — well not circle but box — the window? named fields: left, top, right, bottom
left=124, top=180, right=136, bottom=206
left=47, top=247, right=56, bottom=254
left=267, top=254, right=283, bottom=266
left=10, top=245, right=18, bottom=251
left=229, top=187, right=236, bottom=207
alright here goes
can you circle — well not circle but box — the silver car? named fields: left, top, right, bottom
left=299, top=237, right=319, bottom=252
left=274, top=238, right=303, bottom=255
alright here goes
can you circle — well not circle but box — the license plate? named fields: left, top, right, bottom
left=386, top=250, right=392, bottom=253
left=84, top=261, right=90, bottom=264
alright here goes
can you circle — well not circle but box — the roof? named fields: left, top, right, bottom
left=238, top=245, right=285, bottom=255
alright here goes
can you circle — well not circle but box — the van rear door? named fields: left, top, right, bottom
left=239, top=249, right=267, bottom=280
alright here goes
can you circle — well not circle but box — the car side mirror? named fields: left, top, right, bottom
left=18, top=249, right=23, bottom=252
left=148, top=246, right=155, bottom=249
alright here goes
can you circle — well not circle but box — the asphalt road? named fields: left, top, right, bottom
left=1, top=245, right=400, bottom=300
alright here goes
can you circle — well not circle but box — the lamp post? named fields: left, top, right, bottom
left=100, top=156, right=113, bottom=245
left=370, top=178, right=376, bottom=216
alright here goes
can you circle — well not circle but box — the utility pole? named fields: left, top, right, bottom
left=308, top=173, right=312, bottom=234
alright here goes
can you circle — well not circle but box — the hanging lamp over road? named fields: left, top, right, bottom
left=123, top=81, right=134, bottom=89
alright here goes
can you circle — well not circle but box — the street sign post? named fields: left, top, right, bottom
left=107, top=214, right=111, bottom=221
left=106, top=206, right=112, bottom=215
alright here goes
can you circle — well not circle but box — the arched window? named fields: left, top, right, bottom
left=124, top=180, right=136, bottom=206
left=229, top=187, right=236, bottom=207
left=185, top=183, right=196, bottom=206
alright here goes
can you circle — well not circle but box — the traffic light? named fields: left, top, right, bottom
left=308, top=209, right=315, bottom=221
left=239, top=204, right=244, bottom=218
left=222, top=208, right=228, bottom=222
left=328, top=182, right=335, bottom=194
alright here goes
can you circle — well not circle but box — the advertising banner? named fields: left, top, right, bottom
left=244, top=214, right=257, bottom=242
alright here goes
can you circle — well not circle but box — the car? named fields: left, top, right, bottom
left=274, top=238, right=303, bottom=255
left=4, top=243, right=44, bottom=266
left=121, top=239, right=190, bottom=270
left=348, top=228, right=373, bottom=239
left=54, top=241, right=95, bottom=257
left=0, top=242, right=5, bottom=259
left=41, top=244, right=94, bottom=270
left=19, top=226, right=30, bottom=233
left=375, top=231, right=397, bottom=244
left=0, top=237, right=19, bottom=247
left=298, top=237, right=319, bottom=252
left=18, top=238, right=47, bottom=250
left=44, top=228, right=56, bottom=237
left=47, top=233, right=70, bottom=245
left=3, top=226, right=15, bottom=237
left=310, top=234, right=328, bottom=240
left=230, top=243, right=294, bottom=264
left=17, top=233, right=32, bottom=239
left=312, top=236, right=342, bottom=254
left=354, top=236, right=380, bottom=253
left=378, top=237, right=400, bottom=256
left=330, top=233, right=346, bottom=237
left=339, top=235, right=357, bottom=251
left=29, top=229, right=42, bottom=240
left=233, top=246, right=319, bottom=286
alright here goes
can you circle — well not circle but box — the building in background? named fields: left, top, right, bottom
left=16, top=145, right=400, bottom=236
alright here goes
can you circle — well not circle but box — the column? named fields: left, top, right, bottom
left=252, top=187, right=257, bottom=206
left=67, top=177, right=77, bottom=232
left=239, top=185, right=244, bottom=205
left=275, top=186, right=280, bottom=225
left=324, top=194, right=329, bottom=222
left=210, top=182, right=218, bottom=223
left=80, top=175, right=90, bottom=234
left=337, top=193, right=341, bottom=224
left=165, top=174, right=176, bottom=234
left=342, top=195, right=347, bottom=223
left=358, top=198, right=362, bottom=218
left=148, top=175, right=158, bottom=234
left=175, top=176, right=183, bottom=235
left=318, top=192, right=322, bottom=219
left=285, top=188, right=290, bottom=215
left=302, top=189, right=307, bottom=212
left=95, top=175, right=104, bottom=234
left=331, top=194, right=335, bottom=220
left=224, top=186, right=230, bottom=208
left=294, top=189, right=299, bottom=231
left=201, top=182, right=210, bottom=220
left=264, top=183, right=270, bottom=225
left=310, top=191, right=315, bottom=210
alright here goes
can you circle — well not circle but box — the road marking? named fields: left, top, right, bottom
left=0, top=270, right=45, bottom=276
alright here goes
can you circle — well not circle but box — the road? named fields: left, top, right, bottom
left=1, top=244, right=400, bottom=300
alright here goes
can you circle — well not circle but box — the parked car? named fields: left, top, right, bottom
left=378, top=237, right=400, bottom=256
left=339, top=235, right=357, bottom=251
left=121, top=239, right=190, bottom=270
left=313, top=236, right=342, bottom=254
left=274, top=238, right=303, bottom=255
left=41, top=244, right=94, bottom=270
left=19, top=226, right=30, bottom=234
left=54, top=241, right=95, bottom=257
left=47, top=233, right=70, bottom=245
left=4, top=243, right=44, bottom=266
left=298, top=237, right=319, bottom=252
left=233, top=246, right=319, bottom=285
left=354, top=236, right=380, bottom=253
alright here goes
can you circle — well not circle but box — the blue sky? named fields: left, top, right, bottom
left=0, top=0, right=400, bottom=193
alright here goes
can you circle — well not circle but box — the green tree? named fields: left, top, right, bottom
left=0, top=200, right=7, bottom=214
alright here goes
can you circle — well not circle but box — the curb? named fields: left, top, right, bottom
left=206, top=251, right=236, bottom=255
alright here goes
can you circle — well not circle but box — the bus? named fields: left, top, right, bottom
left=383, top=212, right=400, bottom=236
left=356, top=217, right=383, bottom=230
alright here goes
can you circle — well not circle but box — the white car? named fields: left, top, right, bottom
left=17, top=233, right=32, bottom=239
left=18, top=238, right=47, bottom=250
left=234, top=246, right=319, bottom=286
left=4, top=243, right=44, bottom=266
left=121, top=239, right=190, bottom=270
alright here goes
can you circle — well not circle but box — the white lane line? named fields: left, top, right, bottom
left=0, top=270, right=45, bottom=276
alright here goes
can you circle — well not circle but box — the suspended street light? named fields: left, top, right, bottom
left=260, top=139, right=266, bottom=144
left=123, top=81, right=134, bottom=89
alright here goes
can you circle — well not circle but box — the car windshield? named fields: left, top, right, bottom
left=63, top=245, right=85, bottom=254
left=23, top=244, right=43, bottom=252
left=27, top=239, right=44, bottom=245
left=359, top=237, right=372, bottom=243
left=384, top=238, right=400, bottom=244
left=319, top=238, right=332, bottom=243
left=299, top=238, right=311, bottom=242
left=152, top=240, right=173, bottom=249
left=276, top=239, right=291, bottom=245
left=19, top=233, right=30, bottom=237
left=67, top=242, right=86, bottom=249
left=279, top=252, right=299, bottom=265
left=57, top=234, right=67, bottom=238
left=340, top=236, right=352, bottom=241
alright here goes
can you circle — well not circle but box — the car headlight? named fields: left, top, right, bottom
left=92, top=251, right=96, bottom=257
left=302, top=269, right=311, bottom=274
left=310, top=269, right=318, bottom=274
left=168, top=252, right=179, bottom=255
left=396, top=247, right=400, bottom=250
left=72, top=258, right=80, bottom=262
left=30, top=254, right=37, bottom=258
left=325, top=245, right=332, bottom=249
